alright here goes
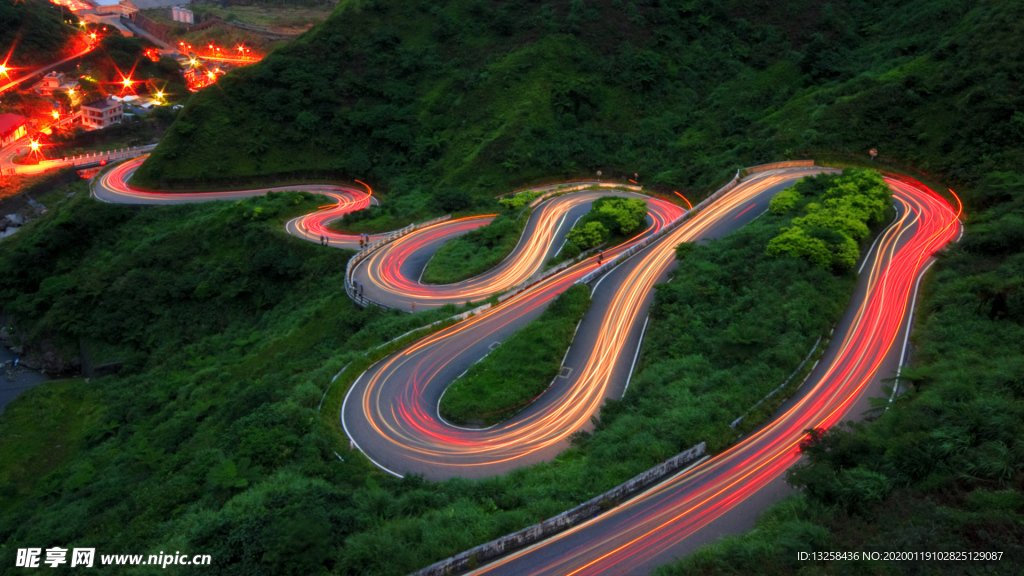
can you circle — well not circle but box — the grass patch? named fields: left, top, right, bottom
left=439, top=284, right=591, bottom=426
left=422, top=215, right=520, bottom=284
left=0, top=378, right=104, bottom=511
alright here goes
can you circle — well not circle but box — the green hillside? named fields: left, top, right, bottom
left=0, top=0, right=76, bottom=68
left=135, top=0, right=1023, bottom=197
left=2, top=0, right=1024, bottom=575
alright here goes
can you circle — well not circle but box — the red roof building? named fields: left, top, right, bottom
left=0, top=113, right=28, bottom=148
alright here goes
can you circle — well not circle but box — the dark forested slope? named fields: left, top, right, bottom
left=0, top=0, right=76, bottom=68
left=135, top=0, right=1024, bottom=194
left=3, top=1, right=1024, bottom=575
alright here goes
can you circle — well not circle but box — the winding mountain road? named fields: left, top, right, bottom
left=462, top=177, right=961, bottom=576
left=90, top=157, right=961, bottom=575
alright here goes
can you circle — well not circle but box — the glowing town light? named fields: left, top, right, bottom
left=122, top=77, right=132, bottom=88
left=0, top=64, right=7, bottom=76
left=52, top=110, right=60, bottom=120
left=29, top=140, right=40, bottom=152
left=156, top=90, right=164, bottom=98
left=90, top=33, right=96, bottom=39
left=189, top=58, right=198, bottom=67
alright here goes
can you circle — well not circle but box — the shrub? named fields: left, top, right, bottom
left=766, top=170, right=891, bottom=271
left=566, top=220, right=608, bottom=250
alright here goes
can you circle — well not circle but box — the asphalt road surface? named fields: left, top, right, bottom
left=87, top=157, right=961, bottom=576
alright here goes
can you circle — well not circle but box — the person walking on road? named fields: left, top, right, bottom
left=598, top=249, right=604, bottom=265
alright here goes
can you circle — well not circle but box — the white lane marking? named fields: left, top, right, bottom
left=888, top=258, right=937, bottom=409
left=622, top=315, right=650, bottom=397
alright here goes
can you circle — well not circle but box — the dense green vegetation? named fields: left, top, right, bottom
left=328, top=185, right=488, bottom=234
left=0, top=170, right=872, bottom=573
left=135, top=0, right=1023, bottom=203
left=78, top=35, right=187, bottom=102
left=423, top=193, right=647, bottom=284
left=626, top=171, right=884, bottom=454
left=557, top=195, right=647, bottom=259
left=0, top=377, right=102, bottom=501
left=421, top=215, right=519, bottom=284
left=766, top=169, right=891, bottom=271
left=3, top=0, right=1024, bottom=573
left=0, top=189, right=474, bottom=573
left=497, top=191, right=541, bottom=211
left=0, top=0, right=75, bottom=68
left=439, top=284, right=591, bottom=426
left=656, top=172, right=1024, bottom=575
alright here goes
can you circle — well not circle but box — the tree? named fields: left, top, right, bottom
left=596, top=197, right=648, bottom=234
left=566, top=221, right=608, bottom=249
left=433, top=188, right=473, bottom=212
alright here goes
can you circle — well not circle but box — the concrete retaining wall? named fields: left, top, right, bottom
left=411, top=442, right=706, bottom=576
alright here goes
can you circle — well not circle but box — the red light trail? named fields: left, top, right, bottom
left=464, top=176, right=961, bottom=576
left=90, top=157, right=961, bottom=575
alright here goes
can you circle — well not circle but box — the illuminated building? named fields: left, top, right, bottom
left=0, top=113, right=28, bottom=148
left=81, top=97, right=124, bottom=129
left=38, top=71, right=80, bottom=94
left=89, top=0, right=138, bottom=17
left=183, top=65, right=219, bottom=91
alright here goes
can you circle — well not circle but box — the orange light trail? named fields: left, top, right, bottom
left=0, top=37, right=95, bottom=94
left=95, top=157, right=378, bottom=247
left=91, top=156, right=961, bottom=575
left=352, top=190, right=682, bottom=309
left=342, top=172, right=820, bottom=477
left=463, top=176, right=961, bottom=576
left=673, top=191, right=692, bottom=210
